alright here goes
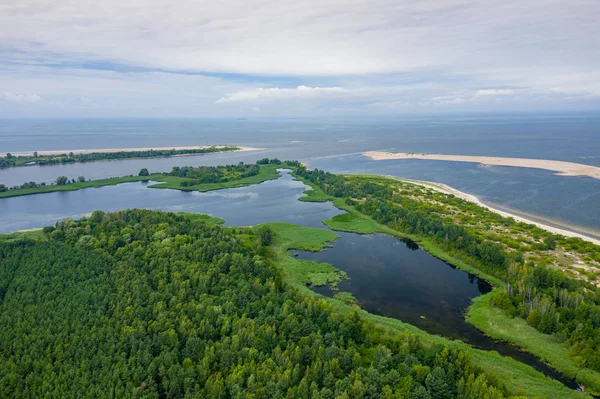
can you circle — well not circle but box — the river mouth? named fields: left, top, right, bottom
left=292, top=232, right=584, bottom=392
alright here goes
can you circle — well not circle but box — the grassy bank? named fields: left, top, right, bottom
left=266, top=221, right=588, bottom=398
left=469, top=293, right=600, bottom=392
left=0, top=176, right=153, bottom=198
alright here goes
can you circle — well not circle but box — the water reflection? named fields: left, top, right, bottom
left=294, top=232, right=492, bottom=339
left=0, top=170, right=343, bottom=233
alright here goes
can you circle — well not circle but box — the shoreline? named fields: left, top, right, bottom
left=364, top=151, right=600, bottom=180
left=381, top=175, right=600, bottom=246
left=1, top=145, right=263, bottom=157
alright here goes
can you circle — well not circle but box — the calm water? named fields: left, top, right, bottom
left=294, top=232, right=581, bottom=390
left=1, top=115, right=600, bottom=238
left=293, top=232, right=492, bottom=338
left=0, top=170, right=343, bottom=233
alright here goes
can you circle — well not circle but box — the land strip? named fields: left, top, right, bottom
left=380, top=175, right=600, bottom=246
left=0, top=145, right=262, bottom=157
left=363, top=151, right=600, bottom=180
left=0, top=145, right=263, bottom=169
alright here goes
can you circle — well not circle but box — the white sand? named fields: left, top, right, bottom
left=1, top=146, right=263, bottom=157
left=381, top=175, right=600, bottom=246
left=364, top=151, right=600, bottom=180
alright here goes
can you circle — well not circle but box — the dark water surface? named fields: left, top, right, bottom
left=0, top=170, right=343, bottom=233
left=294, top=232, right=583, bottom=391
left=294, top=232, right=492, bottom=338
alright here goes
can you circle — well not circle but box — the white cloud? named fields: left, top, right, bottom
left=1, top=92, right=41, bottom=103
left=475, top=89, right=515, bottom=97
left=216, top=85, right=346, bottom=103
left=0, top=0, right=599, bottom=115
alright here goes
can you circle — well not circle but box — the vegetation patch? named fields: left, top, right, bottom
left=0, top=160, right=295, bottom=199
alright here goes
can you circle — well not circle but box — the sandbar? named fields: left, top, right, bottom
left=364, top=151, right=600, bottom=180
left=1, top=146, right=263, bottom=157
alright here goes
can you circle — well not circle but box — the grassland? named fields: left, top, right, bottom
left=176, top=212, right=225, bottom=224
left=262, top=223, right=348, bottom=289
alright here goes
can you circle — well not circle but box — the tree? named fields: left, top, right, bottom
left=425, top=367, right=451, bottom=399
left=77, top=176, right=86, bottom=183
left=33, top=151, right=38, bottom=158
left=543, top=236, right=557, bottom=251
left=56, top=176, right=69, bottom=185
left=5, top=153, right=12, bottom=159
left=254, top=225, right=273, bottom=246
left=139, top=168, right=150, bottom=177
left=0, top=184, right=7, bottom=192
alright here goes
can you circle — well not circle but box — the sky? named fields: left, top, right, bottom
left=0, top=0, right=599, bottom=117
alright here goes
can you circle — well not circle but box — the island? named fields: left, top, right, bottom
left=0, top=145, right=261, bottom=169
left=0, top=158, right=292, bottom=198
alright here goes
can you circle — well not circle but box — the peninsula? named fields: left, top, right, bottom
left=0, top=145, right=262, bottom=169
left=363, top=151, right=600, bottom=180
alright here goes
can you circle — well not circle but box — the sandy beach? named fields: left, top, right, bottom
left=1, top=145, right=263, bottom=157
left=381, top=175, right=600, bottom=246
left=364, top=151, right=600, bottom=180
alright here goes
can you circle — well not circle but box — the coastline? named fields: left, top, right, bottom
left=381, top=175, right=600, bottom=246
left=363, top=151, right=600, bottom=180
left=1, top=145, right=263, bottom=157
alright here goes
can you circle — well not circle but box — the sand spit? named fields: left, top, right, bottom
left=2, top=146, right=263, bottom=157
left=363, top=151, right=600, bottom=180
left=381, top=175, right=600, bottom=246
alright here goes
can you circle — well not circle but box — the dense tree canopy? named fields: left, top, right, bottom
left=0, top=210, right=505, bottom=398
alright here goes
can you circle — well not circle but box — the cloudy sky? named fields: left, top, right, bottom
left=1, top=0, right=599, bottom=117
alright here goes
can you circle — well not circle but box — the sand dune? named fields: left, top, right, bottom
left=380, top=175, right=600, bottom=245
left=2, top=146, right=262, bottom=157
left=364, top=151, right=600, bottom=180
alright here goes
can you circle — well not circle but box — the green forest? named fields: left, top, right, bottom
left=0, top=210, right=506, bottom=398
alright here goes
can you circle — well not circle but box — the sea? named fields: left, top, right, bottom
left=1, top=114, right=600, bottom=238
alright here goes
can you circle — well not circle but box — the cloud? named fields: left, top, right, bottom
left=1, top=92, right=41, bottom=103
left=475, top=89, right=515, bottom=97
left=0, top=0, right=599, bottom=116
left=216, top=85, right=346, bottom=103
